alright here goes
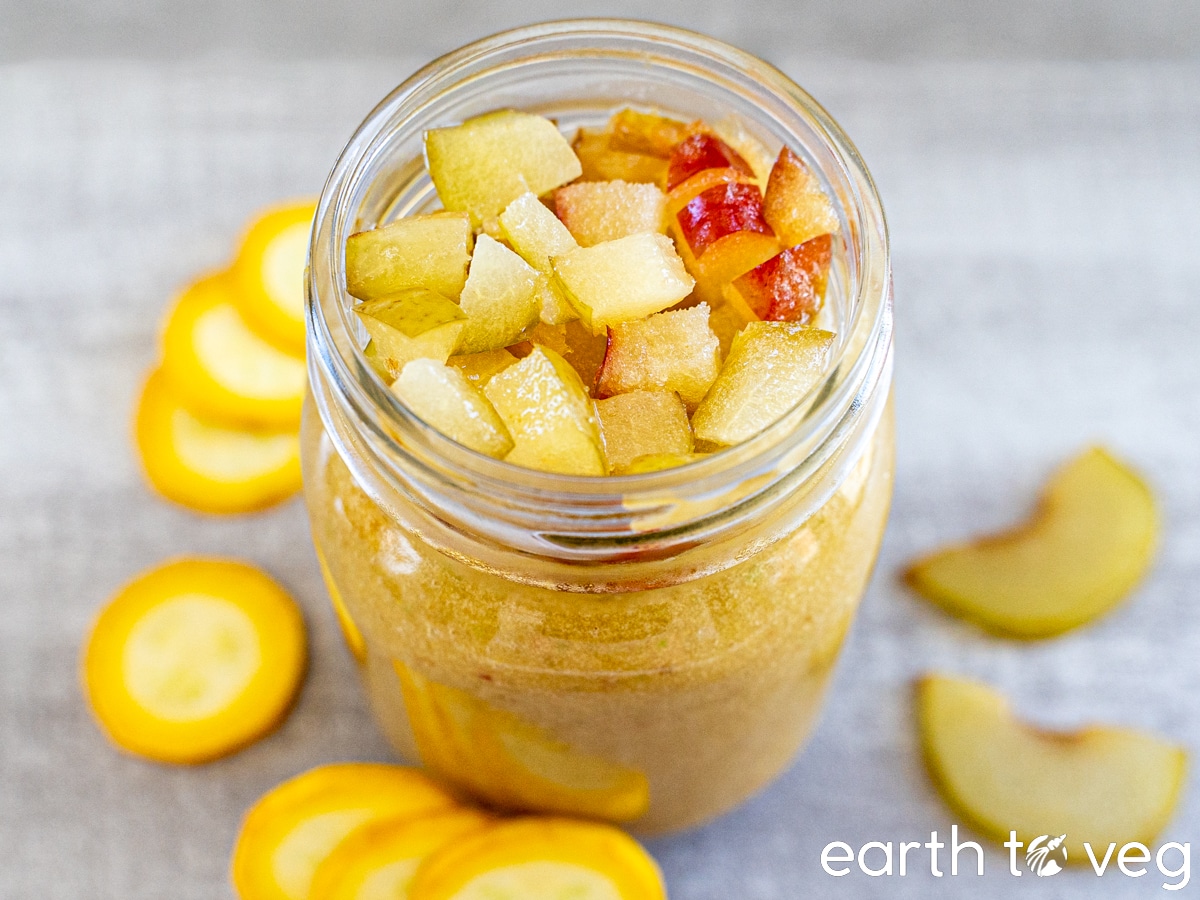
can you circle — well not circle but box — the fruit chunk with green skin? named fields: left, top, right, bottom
left=595, top=303, right=721, bottom=409
left=733, top=233, right=833, bottom=323
left=763, top=146, right=840, bottom=247
left=905, top=447, right=1159, bottom=638
left=554, top=180, right=667, bottom=247
left=483, top=346, right=606, bottom=476
left=596, top=391, right=694, bottom=473
left=392, top=359, right=514, bottom=458
left=551, top=233, right=694, bottom=334
left=425, top=110, right=582, bottom=226
left=345, top=212, right=473, bottom=300
left=456, top=235, right=540, bottom=355
left=497, top=192, right=580, bottom=325
left=692, top=322, right=834, bottom=446
left=917, top=674, right=1187, bottom=859
left=448, top=348, right=518, bottom=387
left=354, top=289, right=467, bottom=380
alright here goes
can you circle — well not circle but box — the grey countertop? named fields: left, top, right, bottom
left=2, top=5, right=1199, bottom=898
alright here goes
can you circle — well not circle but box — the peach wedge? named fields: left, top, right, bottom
left=905, top=447, right=1159, bottom=638
left=918, top=675, right=1187, bottom=858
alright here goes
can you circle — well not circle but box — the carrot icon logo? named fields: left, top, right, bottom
left=1025, top=834, right=1068, bottom=876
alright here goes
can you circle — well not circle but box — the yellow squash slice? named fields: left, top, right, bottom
left=135, top=369, right=301, bottom=514
left=83, top=558, right=306, bottom=764
left=906, top=447, right=1159, bottom=637
left=409, top=818, right=666, bottom=900
left=161, top=272, right=306, bottom=429
left=233, top=201, right=317, bottom=355
left=310, top=808, right=492, bottom=900
left=232, top=763, right=460, bottom=900
left=918, top=674, right=1187, bottom=858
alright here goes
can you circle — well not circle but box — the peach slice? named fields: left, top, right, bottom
left=608, top=107, right=693, bottom=158
left=353, top=289, right=466, bottom=380
left=905, top=447, right=1159, bottom=638
left=554, top=180, right=667, bottom=247
left=763, top=146, right=840, bottom=248
left=918, top=674, right=1187, bottom=858
left=597, top=390, right=694, bottom=473
left=692, top=322, right=834, bottom=446
left=497, top=192, right=579, bottom=326
left=572, top=128, right=668, bottom=186
left=392, top=359, right=514, bottom=459
left=595, top=303, right=720, bottom=409
left=675, top=181, right=774, bottom=258
left=666, top=132, right=755, bottom=191
left=551, top=233, right=693, bottom=334
left=345, top=212, right=474, bottom=301
left=483, top=346, right=606, bottom=476
left=664, top=167, right=758, bottom=221
left=732, top=233, right=833, bottom=323
left=232, top=201, right=315, bottom=355
left=424, top=110, right=582, bottom=226
left=455, top=234, right=541, bottom=354
left=447, top=348, right=518, bottom=387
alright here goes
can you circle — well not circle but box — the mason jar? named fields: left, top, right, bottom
left=302, top=19, right=893, bottom=835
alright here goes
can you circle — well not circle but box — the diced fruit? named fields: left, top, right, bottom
left=676, top=181, right=774, bottom=257
left=763, top=146, right=840, bottom=247
left=524, top=322, right=609, bottom=386
left=392, top=359, right=514, bottom=458
left=733, top=234, right=833, bottom=323
left=709, top=116, right=775, bottom=185
left=666, top=132, right=755, bottom=191
left=498, top=192, right=577, bottom=272
left=554, top=180, right=667, bottom=247
left=345, top=212, right=473, bottom=301
left=83, top=558, right=305, bottom=764
left=425, top=110, right=582, bottom=225
left=711, top=285, right=757, bottom=356
left=354, top=289, right=467, bottom=380
left=232, top=201, right=316, bottom=355
left=595, top=304, right=720, bottom=408
left=597, top=391, right=693, bottom=473
left=572, top=128, right=668, bottom=185
left=408, top=818, right=666, bottom=900
left=622, top=452, right=712, bottom=474
left=534, top=274, right=578, bottom=326
left=905, top=447, right=1159, bottom=638
left=315, top=547, right=366, bottom=664
left=231, top=764, right=459, bottom=900
left=551, top=233, right=693, bottom=334
left=918, top=674, right=1187, bottom=857
left=693, top=230, right=782, bottom=286
left=665, top=166, right=758, bottom=220
left=692, top=322, right=834, bottom=446
left=455, top=235, right=541, bottom=354
left=135, top=369, right=301, bottom=514
left=448, top=348, right=518, bottom=387
left=161, top=272, right=306, bottom=429
left=608, top=107, right=693, bottom=157
left=483, top=347, right=606, bottom=476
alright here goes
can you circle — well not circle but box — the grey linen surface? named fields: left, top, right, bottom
left=1, top=54, right=1198, bottom=899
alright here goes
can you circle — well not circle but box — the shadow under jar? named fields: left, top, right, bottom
left=303, top=20, right=893, bottom=835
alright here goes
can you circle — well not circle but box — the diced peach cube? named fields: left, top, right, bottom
left=763, top=147, right=840, bottom=247
left=456, top=235, right=540, bottom=354
left=554, top=180, right=667, bottom=247
left=676, top=182, right=774, bottom=257
left=666, top=133, right=755, bottom=191
left=483, top=346, right=606, bottom=475
left=692, top=321, right=835, bottom=446
left=572, top=129, right=668, bottom=185
left=448, top=348, right=519, bottom=387
left=709, top=116, right=775, bottom=185
left=608, top=108, right=693, bottom=158
left=392, top=359, right=514, bottom=458
left=596, top=390, right=694, bottom=473
left=595, top=303, right=720, bottom=409
left=732, top=234, right=833, bottom=323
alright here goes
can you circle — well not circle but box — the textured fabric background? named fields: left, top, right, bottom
left=2, top=6, right=1199, bottom=897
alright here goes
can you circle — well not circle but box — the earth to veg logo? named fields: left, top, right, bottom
left=1025, top=834, right=1067, bottom=876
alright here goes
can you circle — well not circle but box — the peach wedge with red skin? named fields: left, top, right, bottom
left=918, top=674, right=1187, bottom=859
left=732, top=233, right=834, bottom=324
left=905, top=447, right=1159, bottom=638
left=666, top=132, right=755, bottom=191
left=763, top=146, right=840, bottom=247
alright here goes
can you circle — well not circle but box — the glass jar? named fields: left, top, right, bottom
left=302, top=20, right=893, bottom=835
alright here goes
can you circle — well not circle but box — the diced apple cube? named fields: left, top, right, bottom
left=455, top=235, right=540, bottom=354
left=763, top=147, right=840, bottom=247
left=595, top=303, right=720, bottom=408
left=622, top=451, right=711, bottom=474
left=354, top=288, right=467, bottom=380
left=551, top=233, right=694, bottom=334
left=392, top=358, right=514, bottom=458
left=345, top=212, right=473, bottom=300
left=483, top=346, right=606, bottom=476
left=572, top=128, right=668, bottom=185
left=425, top=110, right=583, bottom=225
left=554, top=181, right=667, bottom=247
left=732, top=234, right=833, bottom=323
left=692, top=321, right=834, bottom=445
left=596, top=390, right=694, bottom=473
left=666, top=133, right=755, bottom=191
left=608, top=108, right=693, bottom=158
left=448, top=348, right=518, bottom=387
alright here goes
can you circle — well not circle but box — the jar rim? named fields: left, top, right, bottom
left=306, top=18, right=892, bottom=571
